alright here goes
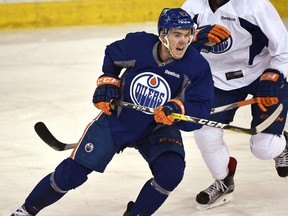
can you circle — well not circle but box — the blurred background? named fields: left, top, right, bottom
left=0, top=0, right=287, bottom=30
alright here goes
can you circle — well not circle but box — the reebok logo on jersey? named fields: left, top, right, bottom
left=164, top=70, right=180, bottom=78
left=130, top=72, right=171, bottom=113
left=221, top=16, right=236, bottom=22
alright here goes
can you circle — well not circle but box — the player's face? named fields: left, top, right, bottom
left=166, top=29, right=192, bottom=59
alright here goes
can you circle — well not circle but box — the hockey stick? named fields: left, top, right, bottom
left=35, top=101, right=282, bottom=151
left=115, top=101, right=282, bottom=135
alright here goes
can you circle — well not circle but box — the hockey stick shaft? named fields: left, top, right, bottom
left=113, top=98, right=257, bottom=115
left=210, top=98, right=257, bottom=114
left=115, top=101, right=282, bottom=135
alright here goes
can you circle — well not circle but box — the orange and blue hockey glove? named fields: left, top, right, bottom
left=256, top=69, right=285, bottom=112
left=194, top=24, right=231, bottom=46
left=154, top=99, right=185, bottom=125
left=93, top=74, right=120, bottom=115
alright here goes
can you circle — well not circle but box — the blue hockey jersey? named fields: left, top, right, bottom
left=101, top=31, right=214, bottom=146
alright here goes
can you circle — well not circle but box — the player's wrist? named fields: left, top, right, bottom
left=166, top=99, right=185, bottom=115
left=97, top=74, right=120, bottom=87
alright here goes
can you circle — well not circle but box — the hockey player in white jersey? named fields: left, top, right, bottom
left=182, top=0, right=288, bottom=210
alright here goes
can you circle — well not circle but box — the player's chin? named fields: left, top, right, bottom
left=173, top=51, right=185, bottom=60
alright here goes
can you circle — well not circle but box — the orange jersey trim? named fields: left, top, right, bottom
left=70, top=113, right=102, bottom=159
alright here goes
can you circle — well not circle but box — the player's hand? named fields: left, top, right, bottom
left=154, top=99, right=185, bottom=125
left=255, top=69, right=285, bottom=112
left=194, top=24, right=230, bottom=46
left=93, top=74, right=120, bottom=115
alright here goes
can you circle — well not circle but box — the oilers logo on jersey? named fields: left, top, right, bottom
left=130, top=72, right=171, bottom=112
left=210, top=36, right=233, bottom=54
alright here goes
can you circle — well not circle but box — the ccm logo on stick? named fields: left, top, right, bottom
left=198, top=119, right=226, bottom=128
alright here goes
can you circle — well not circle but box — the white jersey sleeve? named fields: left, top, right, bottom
left=182, top=0, right=288, bottom=90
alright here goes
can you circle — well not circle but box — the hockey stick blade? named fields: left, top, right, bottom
left=253, top=103, right=283, bottom=133
left=34, top=122, right=76, bottom=151
left=117, top=101, right=283, bottom=135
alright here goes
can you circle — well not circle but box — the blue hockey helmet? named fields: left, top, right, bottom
left=158, top=8, right=195, bottom=36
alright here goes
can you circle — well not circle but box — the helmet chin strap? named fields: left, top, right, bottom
left=159, top=35, right=177, bottom=60
left=159, top=31, right=192, bottom=60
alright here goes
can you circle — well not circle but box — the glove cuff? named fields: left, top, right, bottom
left=260, top=69, right=281, bottom=82
left=169, top=99, right=185, bottom=115
left=97, top=75, right=120, bottom=87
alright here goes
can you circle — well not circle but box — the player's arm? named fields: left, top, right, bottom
left=93, top=39, right=127, bottom=115
left=252, top=1, right=288, bottom=78
left=177, top=57, right=214, bottom=131
left=251, top=2, right=288, bottom=111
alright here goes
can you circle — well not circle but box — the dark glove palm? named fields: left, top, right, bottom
left=93, top=84, right=120, bottom=103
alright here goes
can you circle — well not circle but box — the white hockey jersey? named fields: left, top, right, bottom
left=182, top=0, right=288, bottom=90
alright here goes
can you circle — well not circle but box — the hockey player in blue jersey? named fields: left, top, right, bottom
left=182, top=0, right=288, bottom=210
left=12, top=8, right=215, bottom=216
